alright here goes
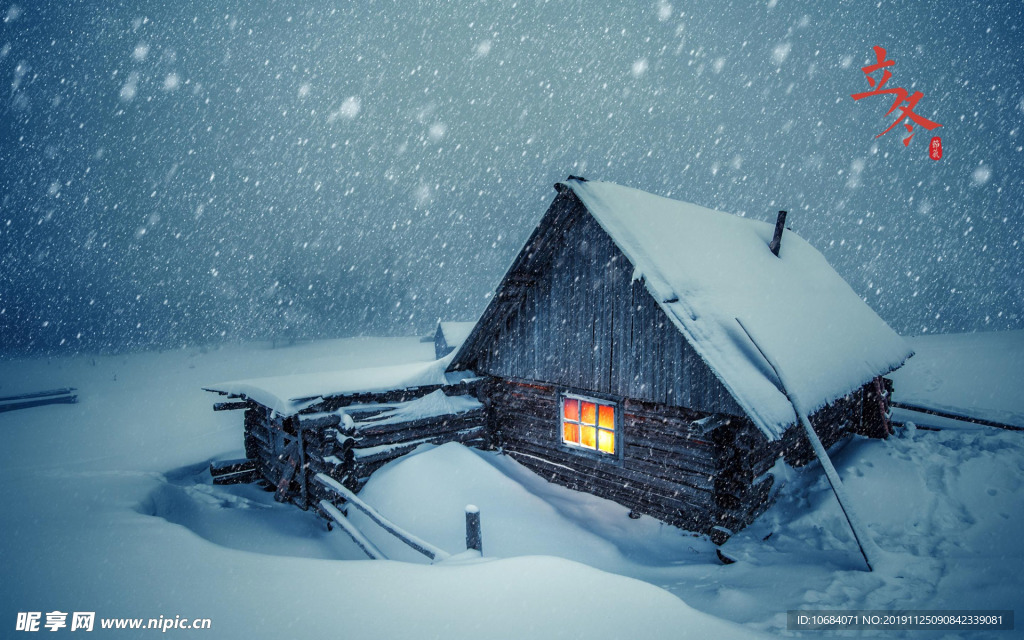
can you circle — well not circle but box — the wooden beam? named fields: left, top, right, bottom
left=297, top=424, right=309, bottom=508
left=209, top=458, right=255, bottom=476
left=737, top=317, right=879, bottom=572
left=890, top=401, right=1023, bottom=431
left=0, top=395, right=77, bottom=413
left=274, top=441, right=300, bottom=502
left=317, top=500, right=387, bottom=559
left=212, top=469, right=258, bottom=485
left=297, top=413, right=342, bottom=430
left=0, top=387, right=76, bottom=402
left=316, top=473, right=450, bottom=561
left=213, top=401, right=249, bottom=411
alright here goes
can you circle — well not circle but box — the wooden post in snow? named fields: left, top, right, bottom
left=736, top=318, right=881, bottom=572
left=769, top=210, right=787, bottom=257
left=465, top=505, right=482, bottom=554
left=297, top=424, right=309, bottom=509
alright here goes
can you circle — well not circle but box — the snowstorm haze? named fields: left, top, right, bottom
left=1, top=0, right=1022, bottom=357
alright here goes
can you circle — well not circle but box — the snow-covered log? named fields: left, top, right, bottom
left=316, top=473, right=450, bottom=561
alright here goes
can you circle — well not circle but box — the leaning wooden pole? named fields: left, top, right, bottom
left=736, top=318, right=880, bottom=572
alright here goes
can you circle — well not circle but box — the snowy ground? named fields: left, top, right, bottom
left=1, top=335, right=1021, bottom=638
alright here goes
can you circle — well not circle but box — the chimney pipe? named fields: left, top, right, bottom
left=769, top=210, right=787, bottom=257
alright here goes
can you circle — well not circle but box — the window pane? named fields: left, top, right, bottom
left=598, top=404, right=614, bottom=429
left=598, top=429, right=615, bottom=454
left=563, top=398, right=579, bottom=422
left=580, top=425, right=596, bottom=448
left=581, top=402, right=596, bottom=425
left=563, top=421, right=579, bottom=444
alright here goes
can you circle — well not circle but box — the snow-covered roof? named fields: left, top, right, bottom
left=437, top=321, right=476, bottom=350
left=205, top=354, right=474, bottom=416
left=564, top=179, right=913, bottom=439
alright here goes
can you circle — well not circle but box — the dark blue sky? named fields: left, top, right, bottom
left=2, top=0, right=1022, bottom=355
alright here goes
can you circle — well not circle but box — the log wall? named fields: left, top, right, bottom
left=484, top=376, right=873, bottom=537
left=486, top=377, right=731, bottom=533
left=220, top=374, right=879, bottom=541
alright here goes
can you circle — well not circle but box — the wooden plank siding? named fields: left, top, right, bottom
left=474, top=200, right=744, bottom=418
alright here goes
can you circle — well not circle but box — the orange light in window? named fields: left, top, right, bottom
left=563, top=398, right=579, bottom=422
left=597, top=429, right=615, bottom=453
left=598, top=405, right=614, bottom=429
left=580, top=425, right=596, bottom=448
left=581, top=402, right=596, bottom=425
left=563, top=421, right=579, bottom=444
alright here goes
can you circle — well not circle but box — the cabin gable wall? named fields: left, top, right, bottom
left=476, top=207, right=744, bottom=417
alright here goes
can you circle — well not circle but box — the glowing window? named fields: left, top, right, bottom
left=561, top=396, right=616, bottom=455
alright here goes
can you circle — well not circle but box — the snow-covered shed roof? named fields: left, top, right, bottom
left=452, top=178, right=913, bottom=440
left=435, top=320, right=477, bottom=359
left=205, top=354, right=474, bottom=417
left=437, top=321, right=476, bottom=351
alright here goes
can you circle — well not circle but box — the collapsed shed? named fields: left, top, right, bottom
left=205, top=357, right=485, bottom=505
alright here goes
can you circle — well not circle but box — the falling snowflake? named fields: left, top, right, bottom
left=329, top=96, right=362, bottom=121
left=771, top=42, right=792, bottom=66
left=119, top=72, right=140, bottom=101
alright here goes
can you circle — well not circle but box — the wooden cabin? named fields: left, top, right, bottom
left=208, top=177, right=911, bottom=544
left=445, top=177, right=912, bottom=541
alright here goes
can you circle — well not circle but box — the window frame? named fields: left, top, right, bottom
left=558, top=392, right=623, bottom=463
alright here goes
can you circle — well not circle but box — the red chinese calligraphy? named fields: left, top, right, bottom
left=851, top=46, right=942, bottom=147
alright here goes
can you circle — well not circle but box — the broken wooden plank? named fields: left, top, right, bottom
left=0, top=387, right=76, bottom=402
left=212, top=469, right=258, bottom=485
left=0, top=395, right=77, bottom=413
left=209, top=458, right=256, bottom=477
left=213, top=401, right=249, bottom=411
left=890, top=401, right=1023, bottom=432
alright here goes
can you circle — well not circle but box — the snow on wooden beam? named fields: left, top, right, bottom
left=317, top=500, right=386, bottom=560
left=0, top=387, right=76, bottom=402
left=0, top=395, right=78, bottom=413
left=297, top=413, right=344, bottom=431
